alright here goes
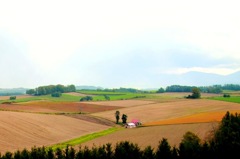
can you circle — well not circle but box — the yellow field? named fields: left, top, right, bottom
left=144, top=110, right=240, bottom=126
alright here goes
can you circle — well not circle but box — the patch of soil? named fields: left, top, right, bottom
left=65, top=114, right=116, bottom=126
left=0, top=111, right=110, bottom=154
left=0, top=101, right=123, bottom=114
left=75, top=122, right=219, bottom=150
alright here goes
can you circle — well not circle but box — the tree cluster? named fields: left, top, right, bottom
left=163, top=84, right=240, bottom=94
left=26, top=84, right=76, bottom=96
left=0, top=111, right=239, bottom=158
left=97, top=87, right=142, bottom=93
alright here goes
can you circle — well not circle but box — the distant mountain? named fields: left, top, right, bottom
left=0, top=88, right=27, bottom=96
left=76, top=85, right=104, bottom=90
left=157, top=71, right=240, bottom=87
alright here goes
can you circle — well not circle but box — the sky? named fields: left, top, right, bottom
left=0, top=0, right=240, bottom=89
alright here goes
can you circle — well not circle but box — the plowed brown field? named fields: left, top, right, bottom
left=1, top=96, right=240, bottom=154
left=91, top=99, right=240, bottom=123
left=76, top=122, right=218, bottom=150
left=0, top=111, right=110, bottom=154
left=0, top=101, right=122, bottom=113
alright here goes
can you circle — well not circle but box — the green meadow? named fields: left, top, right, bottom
left=210, top=96, right=240, bottom=104
left=0, top=94, right=82, bottom=104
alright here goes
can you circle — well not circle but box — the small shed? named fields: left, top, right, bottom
left=125, top=122, right=136, bottom=128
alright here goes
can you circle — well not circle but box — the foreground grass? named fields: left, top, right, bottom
left=49, top=127, right=122, bottom=150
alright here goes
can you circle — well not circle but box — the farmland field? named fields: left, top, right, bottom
left=0, top=92, right=239, bottom=154
left=0, top=111, right=110, bottom=154
left=0, top=101, right=123, bottom=113
left=209, top=96, right=240, bottom=104
left=76, top=122, right=218, bottom=150
left=91, top=99, right=240, bottom=123
left=83, top=99, right=157, bottom=107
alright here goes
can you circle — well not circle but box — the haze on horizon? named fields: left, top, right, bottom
left=1, top=0, right=240, bottom=89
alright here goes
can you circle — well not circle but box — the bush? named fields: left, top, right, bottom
left=9, top=96, right=16, bottom=100
left=223, top=94, right=230, bottom=97
left=80, top=96, right=93, bottom=101
left=51, top=92, right=62, bottom=97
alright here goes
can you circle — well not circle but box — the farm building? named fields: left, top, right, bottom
left=131, top=119, right=142, bottom=126
left=125, top=122, right=136, bottom=128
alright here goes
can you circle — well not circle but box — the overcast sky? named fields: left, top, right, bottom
left=0, top=0, right=240, bottom=89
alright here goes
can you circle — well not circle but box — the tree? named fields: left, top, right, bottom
left=156, top=87, right=165, bottom=93
left=191, top=87, right=201, bottom=99
left=156, top=138, right=172, bottom=159
left=51, top=92, right=62, bottom=97
left=121, top=114, right=128, bottom=124
left=26, top=89, right=36, bottom=95
left=142, top=146, right=155, bottom=159
left=114, top=141, right=141, bottom=159
left=9, top=96, right=16, bottom=100
left=209, top=111, right=240, bottom=159
left=178, top=131, right=201, bottom=159
left=115, top=111, right=120, bottom=124
left=104, top=95, right=110, bottom=101
left=186, top=87, right=201, bottom=99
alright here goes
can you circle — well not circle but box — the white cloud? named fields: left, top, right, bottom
left=0, top=0, right=240, bottom=88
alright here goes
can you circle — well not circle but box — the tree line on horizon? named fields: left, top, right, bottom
left=24, top=83, right=240, bottom=96
left=157, top=84, right=240, bottom=94
left=26, top=84, right=76, bottom=96
left=0, top=111, right=239, bottom=159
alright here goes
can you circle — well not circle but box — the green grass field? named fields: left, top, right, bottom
left=77, top=90, right=125, bottom=95
left=0, top=93, right=82, bottom=103
left=78, top=90, right=150, bottom=101
left=209, top=96, right=240, bottom=104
